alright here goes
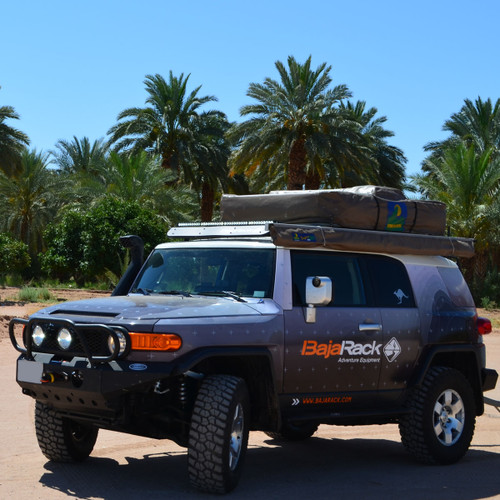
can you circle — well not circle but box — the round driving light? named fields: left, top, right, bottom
left=32, top=325, right=45, bottom=347
left=57, top=328, right=73, bottom=350
left=108, top=330, right=127, bottom=355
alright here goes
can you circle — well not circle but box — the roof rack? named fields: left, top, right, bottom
left=168, top=221, right=271, bottom=239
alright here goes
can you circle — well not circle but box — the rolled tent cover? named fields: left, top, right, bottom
left=220, top=186, right=447, bottom=236
left=268, top=223, right=475, bottom=259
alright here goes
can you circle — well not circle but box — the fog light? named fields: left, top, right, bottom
left=57, top=328, right=73, bottom=350
left=32, top=325, right=45, bottom=347
left=108, top=330, right=127, bottom=355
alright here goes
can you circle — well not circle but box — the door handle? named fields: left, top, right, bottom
left=358, top=323, right=382, bottom=332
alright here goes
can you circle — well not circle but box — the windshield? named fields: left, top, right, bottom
left=131, top=247, right=275, bottom=299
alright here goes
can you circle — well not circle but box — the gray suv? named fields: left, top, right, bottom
left=10, top=220, right=498, bottom=493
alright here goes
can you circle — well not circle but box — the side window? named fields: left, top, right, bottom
left=291, top=251, right=366, bottom=307
left=364, top=255, right=416, bottom=308
left=438, top=267, right=474, bottom=307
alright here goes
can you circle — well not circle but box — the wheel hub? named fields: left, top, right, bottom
left=439, top=407, right=451, bottom=425
left=433, top=389, right=465, bottom=446
left=229, top=403, right=244, bottom=471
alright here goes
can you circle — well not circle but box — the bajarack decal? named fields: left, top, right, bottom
left=301, top=337, right=402, bottom=363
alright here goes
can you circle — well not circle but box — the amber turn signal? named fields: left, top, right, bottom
left=129, top=333, right=182, bottom=351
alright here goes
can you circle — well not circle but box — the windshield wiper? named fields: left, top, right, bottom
left=197, top=290, right=247, bottom=303
left=130, top=288, right=152, bottom=295
left=157, top=290, right=192, bottom=297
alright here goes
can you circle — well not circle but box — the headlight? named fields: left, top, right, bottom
left=32, top=325, right=45, bottom=347
left=108, top=330, right=127, bottom=355
left=57, top=328, right=73, bottom=350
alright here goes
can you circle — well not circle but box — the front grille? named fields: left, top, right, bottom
left=34, top=322, right=110, bottom=357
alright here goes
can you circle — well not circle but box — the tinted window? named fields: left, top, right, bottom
left=291, top=251, right=366, bottom=306
left=438, top=267, right=474, bottom=307
left=364, top=255, right=415, bottom=308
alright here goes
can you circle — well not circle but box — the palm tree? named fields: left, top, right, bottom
left=413, top=142, right=500, bottom=282
left=64, top=151, right=198, bottom=225
left=186, top=111, right=231, bottom=221
left=0, top=149, right=62, bottom=259
left=0, top=99, right=30, bottom=176
left=228, top=55, right=368, bottom=191
left=335, top=101, right=406, bottom=188
left=51, top=136, right=108, bottom=174
left=416, top=143, right=500, bottom=240
left=424, top=97, right=500, bottom=163
left=107, top=72, right=217, bottom=176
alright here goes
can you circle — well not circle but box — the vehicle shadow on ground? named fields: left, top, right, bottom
left=38, top=436, right=500, bottom=500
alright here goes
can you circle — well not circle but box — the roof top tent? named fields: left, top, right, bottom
left=168, top=186, right=474, bottom=259
left=220, top=186, right=447, bottom=236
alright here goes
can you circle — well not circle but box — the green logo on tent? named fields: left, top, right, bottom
left=292, top=232, right=316, bottom=242
left=385, top=202, right=407, bottom=232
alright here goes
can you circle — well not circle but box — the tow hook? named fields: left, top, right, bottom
left=41, top=371, right=69, bottom=384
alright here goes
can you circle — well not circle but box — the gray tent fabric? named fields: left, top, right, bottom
left=268, top=223, right=475, bottom=258
left=221, top=187, right=446, bottom=236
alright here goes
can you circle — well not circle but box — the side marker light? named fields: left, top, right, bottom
left=129, top=333, right=182, bottom=351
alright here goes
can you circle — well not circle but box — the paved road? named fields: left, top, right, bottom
left=1, top=335, right=499, bottom=499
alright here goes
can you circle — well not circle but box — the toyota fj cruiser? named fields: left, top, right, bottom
left=9, top=188, right=499, bottom=493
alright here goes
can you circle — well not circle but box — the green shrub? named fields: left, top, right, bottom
left=0, top=273, right=25, bottom=287
left=0, top=234, right=31, bottom=278
left=472, top=267, right=500, bottom=308
left=17, top=287, right=56, bottom=303
left=40, top=197, right=168, bottom=286
left=480, top=297, right=497, bottom=310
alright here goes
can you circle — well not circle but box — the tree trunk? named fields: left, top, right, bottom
left=288, top=138, right=307, bottom=190
left=161, top=154, right=172, bottom=170
left=200, top=182, right=215, bottom=222
left=161, top=153, right=179, bottom=185
left=460, top=250, right=488, bottom=296
left=305, top=169, right=321, bottom=190
left=473, top=251, right=488, bottom=282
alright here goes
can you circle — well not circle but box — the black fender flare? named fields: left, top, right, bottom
left=171, top=345, right=279, bottom=393
left=410, top=344, right=486, bottom=415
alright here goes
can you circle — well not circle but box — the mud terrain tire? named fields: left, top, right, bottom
left=188, top=375, right=250, bottom=493
left=399, top=366, right=476, bottom=464
left=35, top=401, right=98, bottom=462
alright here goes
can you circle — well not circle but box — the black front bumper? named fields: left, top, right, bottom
left=16, top=353, right=177, bottom=421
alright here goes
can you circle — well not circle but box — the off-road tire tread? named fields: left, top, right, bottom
left=399, top=366, right=475, bottom=464
left=188, top=375, right=249, bottom=494
left=35, top=401, right=98, bottom=462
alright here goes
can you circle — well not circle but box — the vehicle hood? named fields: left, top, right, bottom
left=33, top=295, right=275, bottom=322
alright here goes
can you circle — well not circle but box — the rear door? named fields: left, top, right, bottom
left=363, top=255, right=421, bottom=403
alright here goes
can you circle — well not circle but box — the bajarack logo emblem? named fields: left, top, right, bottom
left=301, top=340, right=381, bottom=359
left=383, top=337, right=401, bottom=362
left=300, top=338, right=403, bottom=363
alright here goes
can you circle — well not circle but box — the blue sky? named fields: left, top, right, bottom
left=1, top=0, right=499, bottom=177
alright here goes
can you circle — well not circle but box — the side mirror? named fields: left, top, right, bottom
left=304, top=276, right=333, bottom=323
